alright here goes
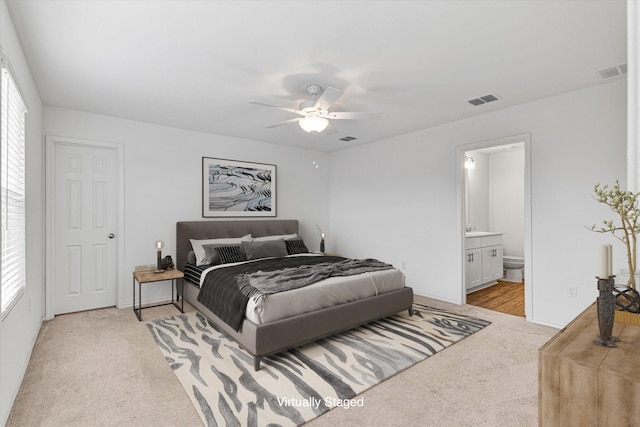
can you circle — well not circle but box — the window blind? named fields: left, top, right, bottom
left=1, top=63, right=27, bottom=317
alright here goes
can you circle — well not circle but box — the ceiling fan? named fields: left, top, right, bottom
left=249, top=84, right=381, bottom=133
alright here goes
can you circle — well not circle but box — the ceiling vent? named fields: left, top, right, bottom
left=597, top=63, right=627, bottom=80
left=467, top=93, right=500, bottom=106
left=339, top=136, right=357, bottom=142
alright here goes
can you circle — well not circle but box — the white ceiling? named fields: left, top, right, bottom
left=5, top=0, right=627, bottom=152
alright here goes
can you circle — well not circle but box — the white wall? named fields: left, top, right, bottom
left=0, top=1, right=44, bottom=425
left=465, top=150, right=489, bottom=231
left=42, top=106, right=331, bottom=308
left=489, top=148, right=525, bottom=257
left=628, top=0, right=639, bottom=191
left=330, top=79, right=627, bottom=328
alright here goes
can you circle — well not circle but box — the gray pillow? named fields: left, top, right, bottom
left=242, top=239, right=287, bottom=260
left=202, top=243, right=246, bottom=265
left=187, top=250, right=197, bottom=265
left=215, top=245, right=245, bottom=264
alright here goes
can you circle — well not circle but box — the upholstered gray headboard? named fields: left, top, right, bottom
left=175, top=219, right=299, bottom=271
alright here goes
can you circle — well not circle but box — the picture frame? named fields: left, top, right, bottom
left=202, top=157, right=276, bottom=217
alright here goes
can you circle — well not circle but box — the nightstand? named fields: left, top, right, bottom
left=132, top=269, right=184, bottom=321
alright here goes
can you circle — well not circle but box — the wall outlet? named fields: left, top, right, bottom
left=567, top=286, right=578, bottom=298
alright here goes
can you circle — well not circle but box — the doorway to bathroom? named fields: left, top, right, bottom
left=459, top=133, right=532, bottom=319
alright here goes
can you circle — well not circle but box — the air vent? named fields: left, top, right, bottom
left=467, top=93, right=500, bottom=106
left=597, top=63, right=627, bottom=80
left=339, top=136, right=357, bottom=142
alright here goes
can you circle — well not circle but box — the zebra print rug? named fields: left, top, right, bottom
left=147, top=303, right=490, bottom=426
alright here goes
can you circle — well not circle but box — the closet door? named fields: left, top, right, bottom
left=50, top=139, right=120, bottom=315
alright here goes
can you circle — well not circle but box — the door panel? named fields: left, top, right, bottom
left=465, top=248, right=482, bottom=290
left=54, top=143, right=118, bottom=314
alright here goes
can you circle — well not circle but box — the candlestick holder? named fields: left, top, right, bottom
left=593, top=276, right=620, bottom=348
left=154, top=240, right=165, bottom=273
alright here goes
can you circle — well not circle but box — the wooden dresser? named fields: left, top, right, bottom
left=538, top=304, right=640, bottom=426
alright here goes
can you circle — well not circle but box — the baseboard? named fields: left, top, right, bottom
left=122, top=295, right=178, bottom=310
left=466, top=281, right=498, bottom=294
left=412, top=290, right=460, bottom=306
left=528, top=316, right=563, bottom=329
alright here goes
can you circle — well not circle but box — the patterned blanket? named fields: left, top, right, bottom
left=197, top=256, right=350, bottom=331
left=236, top=258, right=393, bottom=299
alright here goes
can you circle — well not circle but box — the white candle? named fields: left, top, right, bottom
left=599, top=245, right=609, bottom=279
left=606, top=243, right=613, bottom=277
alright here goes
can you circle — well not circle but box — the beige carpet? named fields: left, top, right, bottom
left=6, top=296, right=557, bottom=426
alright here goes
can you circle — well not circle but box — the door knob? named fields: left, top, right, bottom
left=108, top=233, right=115, bottom=239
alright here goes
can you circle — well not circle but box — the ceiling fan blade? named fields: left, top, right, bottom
left=324, top=122, right=338, bottom=135
left=314, top=86, right=343, bottom=111
left=248, top=100, right=305, bottom=116
left=325, top=111, right=382, bottom=120
left=264, top=117, right=301, bottom=128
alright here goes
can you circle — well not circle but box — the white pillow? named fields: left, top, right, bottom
left=253, top=233, right=297, bottom=242
left=190, top=234, right=252, bottom=266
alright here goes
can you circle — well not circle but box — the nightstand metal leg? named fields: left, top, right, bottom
left=181, top=279, right=184, bottom=312
left=133, top=277, right=142, bottom=321
left=171, top=278, right=184, bottom=314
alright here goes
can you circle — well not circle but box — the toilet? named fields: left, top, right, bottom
left=503, top=256, right=525, bottom=282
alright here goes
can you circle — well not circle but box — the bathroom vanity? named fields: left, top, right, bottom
left=465, top=232, right=503, bottom=292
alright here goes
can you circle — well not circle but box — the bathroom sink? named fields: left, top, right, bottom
left=465, top=231, right=502, bottom=237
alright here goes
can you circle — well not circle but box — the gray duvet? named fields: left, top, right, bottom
left=237, top=258, right=394, bottom=300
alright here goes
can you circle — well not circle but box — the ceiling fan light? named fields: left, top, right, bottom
left=299, top=116, right=329, bottom=133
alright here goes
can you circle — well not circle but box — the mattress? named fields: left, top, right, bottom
left=198, top=254, right=406, bottom=325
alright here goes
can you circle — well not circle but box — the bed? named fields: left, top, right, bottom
left=176, top=219, right=414, bottom=370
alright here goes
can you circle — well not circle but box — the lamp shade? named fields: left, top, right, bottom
left=299, top=116, right=329, bottom=133
left=155, top=240, right=164, bottom=250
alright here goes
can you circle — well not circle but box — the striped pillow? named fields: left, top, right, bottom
left=285, top=238, right=309, bottom=255
left=183, top=263, right=208, bottom=286
left=202, top=243, right=246, bottom=266
left=215, top=245, right=245, bottom=264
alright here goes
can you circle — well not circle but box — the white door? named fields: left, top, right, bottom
left=52, top=142, right=119, bottom=314
left=481, top=247, right=496, bottom=284
left=492, top=246, right=504, bottom=281
left=481, top=245, right=503, bottom=283
left=465, top=248, right=482, bottom=290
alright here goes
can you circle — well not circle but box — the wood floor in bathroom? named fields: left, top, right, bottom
left=466, top=280, right=525, bottom=317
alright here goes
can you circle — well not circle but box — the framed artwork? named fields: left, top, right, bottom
left=202, top=157, right=276, bottom=217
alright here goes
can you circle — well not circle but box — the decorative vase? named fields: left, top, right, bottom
left=614, top=310, right=640, bottom=326
left=613, top=284, right=640, bottom=326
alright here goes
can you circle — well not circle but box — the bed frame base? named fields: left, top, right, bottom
left=183, top=281, right=413, bottom=370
